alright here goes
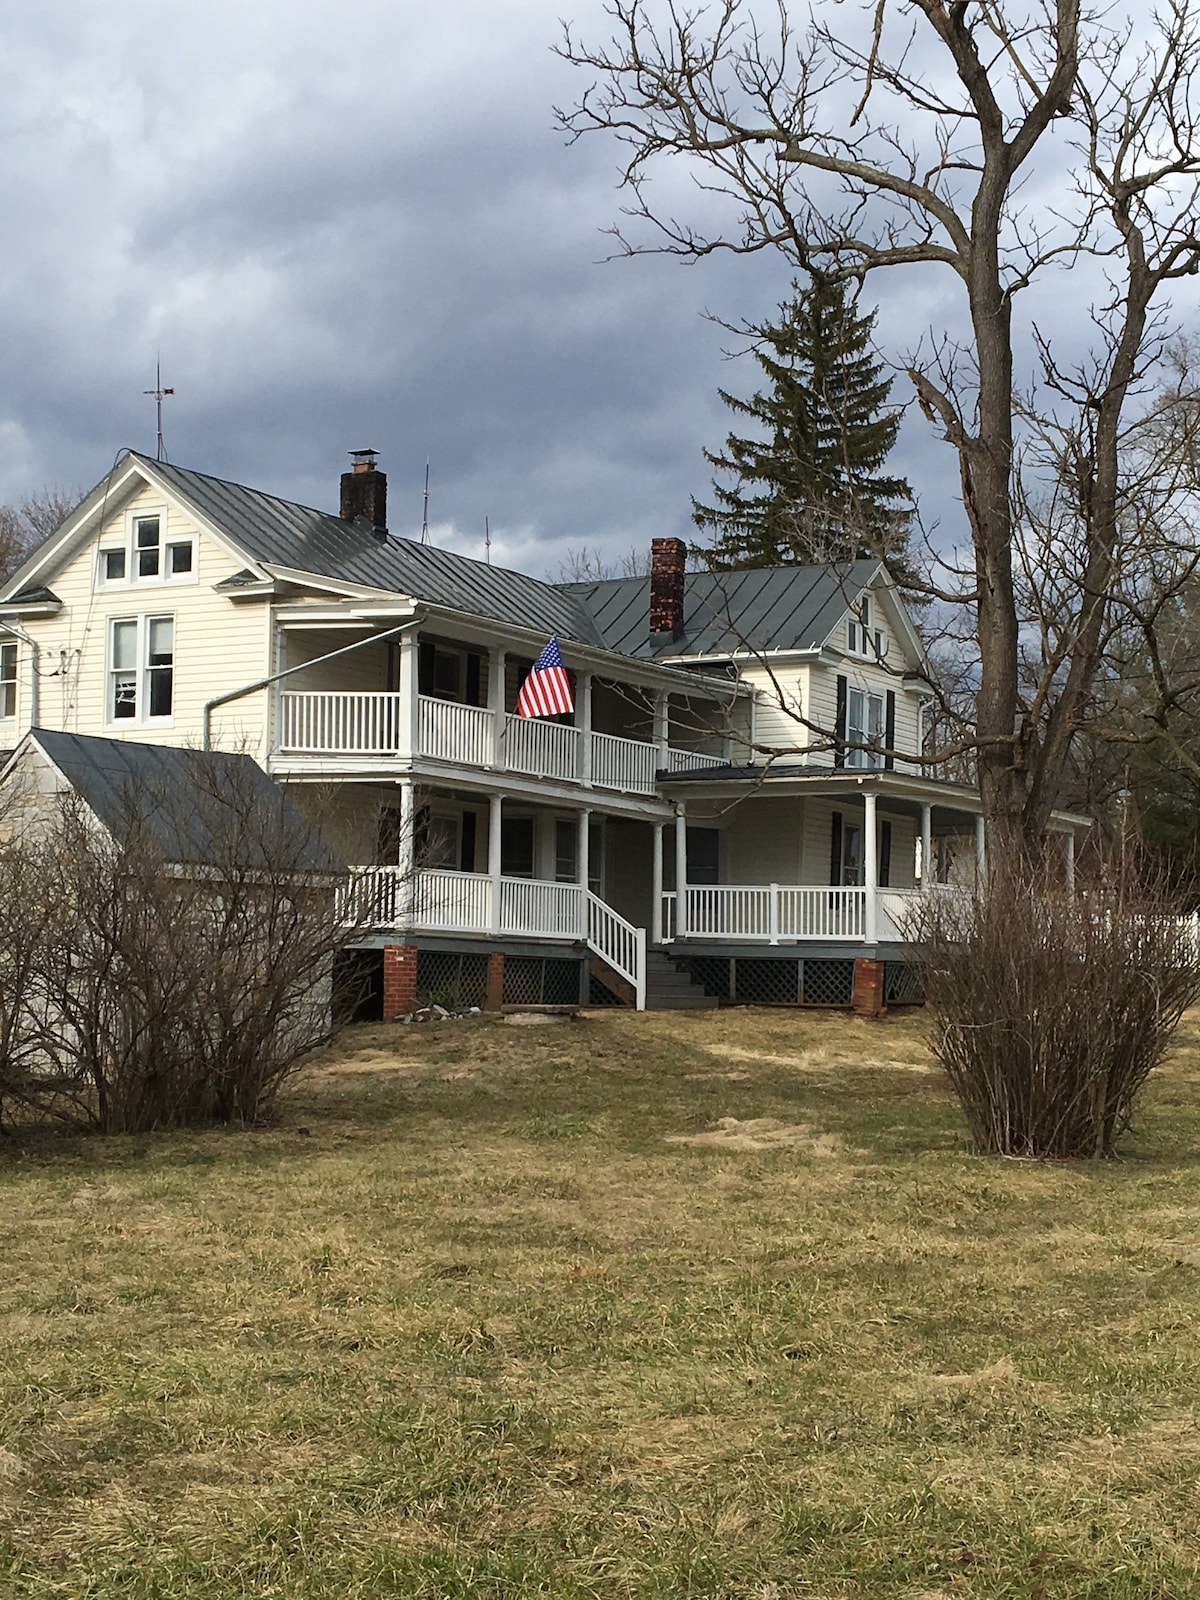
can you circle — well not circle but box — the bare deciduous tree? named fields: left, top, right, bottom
left=0, top=758, right=359, bottom=1135
left=0, top=489, right=79, bottom=581
left=557, top=0, right=1200, bottom=856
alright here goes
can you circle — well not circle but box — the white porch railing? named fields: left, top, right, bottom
left=500, top=877, right=585, bottom=937
left=277, top=691, right=727, bottom=796
left=343, top=866, right=647, bottom=1007
left=418, top=696, right=493, bottom=768
left=588, top=892, right=647, bottom=1009
left=279, top=691, right=400, bottom=754
left=664, top=748, right=728, bottom=773
left=503, top=714, right=582, bottom=782
left=592, top=731, right=657, bottom=794
left=661, top=884, right=926, bottom=943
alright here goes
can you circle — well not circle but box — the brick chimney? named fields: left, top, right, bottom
left=650, top=537, right=687, bottom=637
left=340, top=448, right=387, bottom=536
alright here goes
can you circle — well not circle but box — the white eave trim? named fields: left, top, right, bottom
left=0, top=600, right=62, bottom=619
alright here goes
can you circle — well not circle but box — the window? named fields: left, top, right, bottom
left=109, top=616, right=174, bottom=722
left=501, top=816, right=535, bottom=877
left=97, top=509, right=194, bottom=588
left=686, top=826, right=721, bottom=885
left=0, top=642, right=15, bottom=719
left=846, top=688, right=885, bottom=769
left=847, top=595, right=885, bottom=660
left=555, top=818, right=577, bottom=883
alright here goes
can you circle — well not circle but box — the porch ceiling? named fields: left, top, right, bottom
left=659, top=763, right=1091, bottom=834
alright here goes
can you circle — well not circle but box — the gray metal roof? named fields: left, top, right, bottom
left=565, top=562, right=877, bottom=658
left=7, top=451, right=876, bottom=662
left=138, top=455, right=605, bottom=646
left=31, top=729, right=343, bottom=873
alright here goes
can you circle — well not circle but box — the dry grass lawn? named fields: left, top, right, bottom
left=3, top=1005, right=1200, bottom=1597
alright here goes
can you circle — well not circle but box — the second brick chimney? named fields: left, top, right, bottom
left=340, top=449, right=388, bottom=536
left=650, top=537, right=687, bottom=637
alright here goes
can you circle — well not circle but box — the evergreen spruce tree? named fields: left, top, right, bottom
left=693, top=280, right=913, bottom=574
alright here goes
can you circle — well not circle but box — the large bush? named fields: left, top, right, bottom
left=916, top=865, right=1200, bottom=1158
left=0, top=768, right=353, bottom=1134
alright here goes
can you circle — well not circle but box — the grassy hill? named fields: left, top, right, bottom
left=2, top=1007, right=1199, bottom=1597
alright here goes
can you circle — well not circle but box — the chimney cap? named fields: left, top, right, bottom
left=349, top=448, right=379, bottom=473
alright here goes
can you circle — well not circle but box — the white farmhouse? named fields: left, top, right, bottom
left=0, top=449, right=1086, bottom=1015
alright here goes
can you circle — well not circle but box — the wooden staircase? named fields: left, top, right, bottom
left=643, top=950, right=719, bottom=1010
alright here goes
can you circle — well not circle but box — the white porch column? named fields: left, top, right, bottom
left=578, top=808, right=591, bottom=938
left=579, top=672, right=593, bottom=786
left=653, top=691, right=670, bottom=773
left=397, top=628, right=420, bottom=760
left=397, top=778, right=416, bottom=925
left=488, top=792, right=503, bottom=935
left=651, top=821, right=664, bottom=944
left=975, top=814, right=987, bottom=884
left=489, top=647, right=507, bottom=770
left=674, top=804, right=689, bottom=940
left=920, top=803, right=933, bottom=889
left=864, top=790, right=878, bottom=943
left=1064, top=828, right=1076, bottom=896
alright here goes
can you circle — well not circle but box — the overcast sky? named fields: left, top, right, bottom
left=1, top=0, right=1191, bottom=582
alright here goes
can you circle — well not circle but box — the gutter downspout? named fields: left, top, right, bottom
left=202, top=613, right=423, bottom=751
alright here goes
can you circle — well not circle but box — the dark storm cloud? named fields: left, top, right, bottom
left=0, top=0, right=968, bottom=571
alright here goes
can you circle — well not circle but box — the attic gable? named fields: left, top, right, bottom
left=0, top=455, right=270, bottom=605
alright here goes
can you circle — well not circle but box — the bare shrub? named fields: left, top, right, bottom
left=0, top=752, right=357, bottom=1134
left=915, top=865, right=1200, bottom=1158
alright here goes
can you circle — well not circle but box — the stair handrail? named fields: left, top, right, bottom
left=585, top=890, right=647, bottom=1010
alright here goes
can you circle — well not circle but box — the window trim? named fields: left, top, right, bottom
left=845, top=686, right=885, bottom=770
left=0, top=641, right=16, bottom=720
left=106, top=613, right=175, bottom=726
left=97, top=507, right=196, bottom=590
left=847, top=595, right=885, bottom=660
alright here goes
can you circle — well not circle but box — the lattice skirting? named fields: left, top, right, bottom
left=416, top=950, right=490, bottom=1011
left=676, top=956, right=862, bottom=1008
left=884, top=960, right=927, bottom=1005
left=502, top=956, right=585, bottom=1007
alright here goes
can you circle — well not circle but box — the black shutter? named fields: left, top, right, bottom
left=465, top=652, right=482, bottom=707
left=885, top=690, right=896, bottom=770
left=418, top=640, right=435, bottom=695
left=834, top=674, right=847, bottom=768
left=879, top=819, right=892, bottom=888
left=830, top=810, right=843, bottom=886
left=461, top=809, right=477, bottom=873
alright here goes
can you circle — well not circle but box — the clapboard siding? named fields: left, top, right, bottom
left=722, top=796, right=807, bottom=882
left=13, top=483, right=273, bottom=759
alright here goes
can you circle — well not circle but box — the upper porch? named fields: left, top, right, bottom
left=266, top=615, right=742, bottom=798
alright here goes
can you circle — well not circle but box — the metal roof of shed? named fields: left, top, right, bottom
left=28, top=728, right=343, bottom=872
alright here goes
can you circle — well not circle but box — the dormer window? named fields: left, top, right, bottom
left=97, top=509, right=194, bottom=589
left=847, top=594, right=885, bottom=660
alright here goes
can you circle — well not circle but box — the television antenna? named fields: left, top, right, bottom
left=143, top=360, right=174, bottom=462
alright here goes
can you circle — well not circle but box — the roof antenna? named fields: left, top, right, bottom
left=421, top=460, right=430, bottom=545
left=143, top=358, right=174, bottom=463
left=484, top=512, right=491, bottom=565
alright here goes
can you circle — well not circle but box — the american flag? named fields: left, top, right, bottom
left=516, top=636, right=574, bottom=719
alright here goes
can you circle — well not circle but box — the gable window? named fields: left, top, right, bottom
left=0, top=642, right=16, bottom=719
left=109, top=616, right=174, bottom=722
left=847, top=595, right=885, bottom=660
left=98, top=509, right=194, bottom=589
